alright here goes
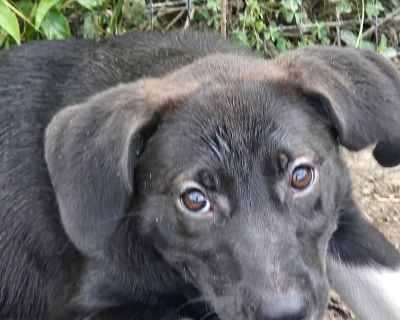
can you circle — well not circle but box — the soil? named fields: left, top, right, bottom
left=324, top=148, right=400, bottom=320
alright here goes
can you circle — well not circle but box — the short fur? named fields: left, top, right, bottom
left=0, top=32, right=399, bottom=320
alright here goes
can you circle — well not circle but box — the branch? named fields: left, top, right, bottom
left=278, top=15, right=400, bottom=34
left=362, top=7, right=400, bottom=38
left=221, top=0, right=227, bottom=39
left=280, top=18, right=363, bottom=32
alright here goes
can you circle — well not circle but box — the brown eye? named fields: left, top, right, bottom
left=180, top=188, right=211, bottom=214
left=291, top=165, right=314, bottom=192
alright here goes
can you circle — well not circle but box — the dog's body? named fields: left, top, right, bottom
left=0, top=32, right=399, bottom=320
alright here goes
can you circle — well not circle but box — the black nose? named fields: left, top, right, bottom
left=255, top=293, right=308, bottom=320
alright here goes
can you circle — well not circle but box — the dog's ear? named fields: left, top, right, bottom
left=45, top=79, right=185, bottom=256
left=276, top=46, right=400, bottom=167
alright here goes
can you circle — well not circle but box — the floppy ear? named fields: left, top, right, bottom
left=276, top=46, right=400, bottom=167
left=45, top=80, right=181, bottom=255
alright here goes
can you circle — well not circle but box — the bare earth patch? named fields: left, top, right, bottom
left=324, top=148, right=400, bottom=319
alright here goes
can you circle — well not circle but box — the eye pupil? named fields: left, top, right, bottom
left=294, top=168, right=307, bottom=181
left=291, top=166, right=313, bottom=191
left=181, top=189, right=208, bottom=212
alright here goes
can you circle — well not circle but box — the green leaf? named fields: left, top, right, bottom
left=321, top=36, right=331, bottom=45
left=378, top=34, right=397, bottom=59
left=17, top=0, right=38, bottom=41
left=206, top=0, right=220, bottom=11
left=382, top=47, right=397, bottom=59
left=359, top=40, right=374, bottom=50
left=35, top=0, right=60, bottom=29
left=285, top=11, right=294, bottom=23
left=281, top=0, right=291, bottom=10
left=378, top=33, right=388, bottom=51
left=109, top=0, right=123, bottom=33
left=248, top=34, right=257, bottom=47
left=77, top=0, right=105, bottom=10
left=365, top=0, right=384, bottom=19
left=341, top=30, right=373, bottom=49
left=231, top=29, right=250, bottom=48
left=83, top=13, right=100, bottom=39
left=376, top=0, right=385, bottom=11
left=255, top=20, right=265, bottom=32
left=294, top=12, right=303, bottom=24
left=40, top=7, right=70, bottom=39
left=336, top=0, right=352, bottom=14
left=276, top=37, right=286, bottom=51
left=17, top=0, right=34, bottom=17
left=290, top=0, right=299, bottom=13
left=268, top=22, right=279, bottom=42
left=297, top=38, right=307, bottom=47
left=316, top=21, right=327, bottom=40
left=281, top=0, right=299, bottom=12
left=244, top=14, right=255, bottom=25
left=285, top=38, right=293, bottom=49
left=0, top=27, right=7, bottom=46
left=122, top=0, right=147, bottom=27
left=340, top=29, right=358, bottom=47
left=365, top=3, right=374, bottom=18
left=0, top=0, right=20, bottom=44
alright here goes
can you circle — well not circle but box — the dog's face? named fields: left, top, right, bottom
left=45, top=46, right=400, bottom=320
left=134, top=83, right=342, bottom=319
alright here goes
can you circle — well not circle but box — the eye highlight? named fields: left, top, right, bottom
left=178, top=187, right=212, bottom=219
left=290, top=165, right=314, bottom=192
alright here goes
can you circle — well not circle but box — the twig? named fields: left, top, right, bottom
left=356, top=0, right=365, bottom=46
left=186, top=0, right=191, bottom=23
left=156, top=6, right=202, bottom=18
left=184, top=6, right=195, bottom=29
left=165, top=9, right=186, bottom=30
left=221, top=0, right=227, bottom=39
left=336, top=12, right=341, bottom=46
left=147, top=0, right=204, bottom=12
left=362, top=7, right=400, bottom=38
left=278, top=17, right=398, bottom=33
left=264, top=41, right=279, bottom=58
left=282, top=31, right=303, bottom=38
left=150, top=0, right=154, bottom=29
left=375, top=8, right=378, bottom=47
left=280, top=18, right=361, bottom=32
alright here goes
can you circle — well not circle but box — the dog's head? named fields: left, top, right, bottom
left=45, top=46, right=400, bottom=320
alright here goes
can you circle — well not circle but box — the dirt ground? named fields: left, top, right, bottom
left=324, top=148, right=400, bottom=320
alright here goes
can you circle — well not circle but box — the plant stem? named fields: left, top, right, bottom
left=356, top=0, right=365, bottom=47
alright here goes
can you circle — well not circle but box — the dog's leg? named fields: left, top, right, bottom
left=328, top=204, right=400, bottom=320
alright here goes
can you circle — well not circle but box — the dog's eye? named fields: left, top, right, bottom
left=179, top=188, right=211, bottom=215
left=291, top=165, right=314, bottom=192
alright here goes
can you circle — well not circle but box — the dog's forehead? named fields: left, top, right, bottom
left=177, top=82, right=327, bottom=141
left=152, top=82, right=333, bottom=176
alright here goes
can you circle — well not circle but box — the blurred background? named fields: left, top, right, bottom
left=0, top=0, right=400, bottom=61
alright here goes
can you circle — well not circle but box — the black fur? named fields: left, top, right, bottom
left=0, top=31, right=399, bottom=320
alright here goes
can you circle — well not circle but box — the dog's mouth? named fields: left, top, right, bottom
left=178, top=295, right=326, bottom=320
left=172, top=265, right=328, bottom=320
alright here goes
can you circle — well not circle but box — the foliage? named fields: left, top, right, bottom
left=197, top=0, right=398, bottom=57
left=0, top=0, right=399, bottom=59
left=0, top=0, right=148, bottom=47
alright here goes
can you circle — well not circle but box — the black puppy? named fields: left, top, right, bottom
left=0, top=32, right=399, bottom=320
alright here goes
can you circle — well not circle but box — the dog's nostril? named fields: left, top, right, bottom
left=254, top=293, right=308, bottom=320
